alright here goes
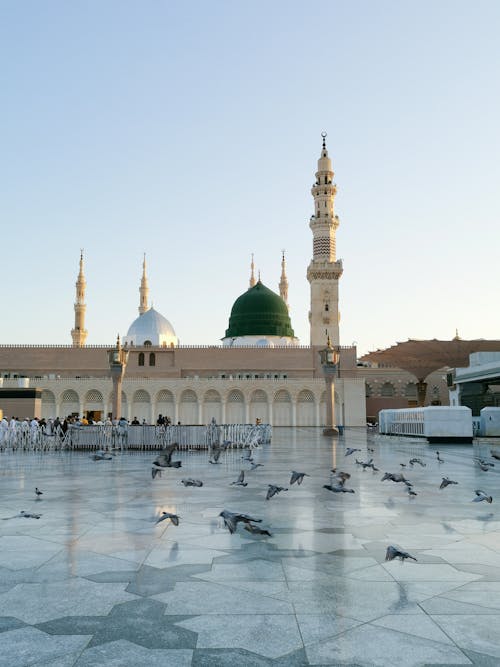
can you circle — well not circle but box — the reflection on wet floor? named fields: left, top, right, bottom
left=1, top=427, right=500, bottom=665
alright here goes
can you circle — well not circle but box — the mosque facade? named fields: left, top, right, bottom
left=0, top=138, right=369, bottom=426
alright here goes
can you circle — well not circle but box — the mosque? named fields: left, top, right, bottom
left=0, top=137, right=451, bottom=426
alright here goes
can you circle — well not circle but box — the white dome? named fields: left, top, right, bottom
left=124, top=307, right=178, bottom=347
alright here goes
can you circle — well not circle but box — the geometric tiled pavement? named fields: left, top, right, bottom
left=1, top=427, right=500, bottom=665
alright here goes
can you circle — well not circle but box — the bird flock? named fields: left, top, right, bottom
left=6, top=438, right=500, bottom=565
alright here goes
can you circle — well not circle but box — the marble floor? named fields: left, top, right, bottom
left=1, top=428, right=500, bottom=666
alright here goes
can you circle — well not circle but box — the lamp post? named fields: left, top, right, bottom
left=319, top=335, right=340, bottom=436
left=108, top=335, right=129, bottom=420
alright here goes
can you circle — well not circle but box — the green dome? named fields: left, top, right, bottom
left=225, top=281, right=295, bottom=338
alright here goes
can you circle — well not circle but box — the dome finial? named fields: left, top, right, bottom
left=321, top=131, right=327, bottom=149
left=139, top=254, right=149, bottom=315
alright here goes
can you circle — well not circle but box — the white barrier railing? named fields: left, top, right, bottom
left=0, top=423, right=272, bottom=453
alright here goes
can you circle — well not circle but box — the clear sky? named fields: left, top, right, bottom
left=1, top=1, right=499, bottom=355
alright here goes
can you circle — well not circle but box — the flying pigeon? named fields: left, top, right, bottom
left=409, top=458, right=426, bottom=467
left=153, top=443, right=182, bottom=469
left=181, top=478, right=203, bottom=487
left=244, top=523, right=272, bottom=537
left=290, top=471, right=309, bottom=485
left=345, top=448, right=361, bottom=457
left=156, top=511, right=180, bottom=526
left=331, top=470, right=351, bottom=484
left=323, top=483, right=355, bottom=494
left=219, top=510, right=262, bottom=534
left=472, top=490, right=493, bottom=503
left=385, top=545, right=417, bottom=562
left=152, top=467, right=162, bottom=480
left=231, top=470, right=248, bottom=487
left=266, top=485, right=288, bottom=500
left=440, top=477, right=458, bottom=490
left=355, top=458, right=379, bottom=471
left=381, top=472, right=410, bottom=484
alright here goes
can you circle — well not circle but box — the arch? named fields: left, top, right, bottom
left=203, top=389, right=222, bottom=423
left=133, top=389, right=150, bottom=403
left=138, top=352, right=145, bottom=367
left=380, top=382, right=395, bottom=397
left=297, top=389, right=315, bottom=426
left=132, top=389, right=151, bottom=423
left=149, top=352, right=156, bottom=366
left=365, top=383, right=374, bottom=398
left=204, top=389, right=222, bottom=403
left=273, top=389, right=292, bottom=426
left=404, top=382, right=417, bottom=398
left=61, top=389, right=79, bottom=418
left=179, top=389, right=199, bottom=425
left=84, top=389, right=104, bottom=420
left=249, top=389, right=268, bottom=424
left=156, top=389, right=175, bottom=424
left=226, top=389, right=245, bottom=424
left=41, top=390, right=56, bottom=419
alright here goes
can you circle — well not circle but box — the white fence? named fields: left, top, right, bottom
left=379, top=407, right=473, bottom=442
left=0, top=423, right=271, bottom=453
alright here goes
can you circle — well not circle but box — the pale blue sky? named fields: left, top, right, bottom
left=1, top=1, right=499, bottom=355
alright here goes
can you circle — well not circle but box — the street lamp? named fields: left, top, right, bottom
left=108, top=334, right=129, bottom=421
left=319, top=335, right=340, bottom=436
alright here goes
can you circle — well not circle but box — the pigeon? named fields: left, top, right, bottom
left=19, top=511, right=41, bottom=519
left=472, top=489, right=493, bottom=503
left=331, top=470, right=351, bottom=483
left=385, top=545, right=417, bottom=562
left=440, top=477, right=458, bottom=489
left=323, top=483, right=355, bottom=494
left=345, top=448, right=361, bottom=457
left=399, top=463, right=407, bottom=468
left=381, top=472, right=409, bottom=484
left=219, top=510, right=262, bottom=534
left=367, top=446, right=375, bottom=453
left=244, top=524, right=272, bottom=537
left=91, top=450, right=113, bottom=461
left=407, top=486, right=417, bottom=497
left=231, top=470, right=248, bottom=487
left=153, top=443, right=181, bottom=469
left=156, top=511, right=180, bottom=525
left=478, top=462, right=491, bottom=472
left=476, top=458, right=494, bottom=469
left=35, top=487, right=43, bottom=498
left=491, top=449, right=500, bottom=461
left=151, top=467, right=162, bottom=480
left=436, top=451, right=444, bottom=463
left=250, top=463, right=264, bottom=470
left=181, top=478, right=203, bottom=487
left=409, top=458, right=426, bottom=467
left=266, top=485, right=288, bottom=500
left=355, top=458, right=379, bottom=471
left=290, top=471, right=309, bottom=485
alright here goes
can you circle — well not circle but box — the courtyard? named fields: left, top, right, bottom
left=1, top=427, right=500, bottom=666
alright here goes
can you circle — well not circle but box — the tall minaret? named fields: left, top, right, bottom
left=307, top=133, right=343, bottom=346
left=139, top=253, right=149, bottom=315
left=249, top=253, right=256, bottom=288
left=279, top=250, right=289, bottom=309
left=71, top=250, right=88, bottom=347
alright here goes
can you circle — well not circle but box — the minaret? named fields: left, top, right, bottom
left=71, top=250, right=88, bottom=347
left=139, top=253, right=149, bottom=315
left=279, top=250, right=289, bottom=309
left=307, top=133, right=343, bottom=346
left=249, top=253, right=256, bottom=288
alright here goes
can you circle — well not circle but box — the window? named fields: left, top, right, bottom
left=149, top=352, right=156, bottom=366
left=144, top=340, right=152, bottom=346
left=138, top=352, right=145, bottom=366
